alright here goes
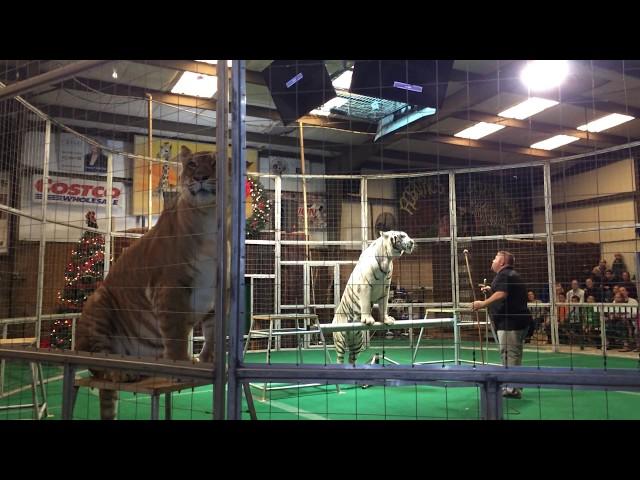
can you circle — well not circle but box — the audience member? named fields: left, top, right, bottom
left=619, top=271, right=637, bottom=299
left=584, top=295, right=601, bottom=347
left=525, top=290, right=546, bottom=343
left=618, top=287, right=638, bottom=352
left=612, top=253, right=627, bottom=281
left=584, top=277, right=602, bottom=303
left=566, top=279, right=585, bottom=303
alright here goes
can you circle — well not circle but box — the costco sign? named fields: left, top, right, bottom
left=33, top=176, right=122, bottom=206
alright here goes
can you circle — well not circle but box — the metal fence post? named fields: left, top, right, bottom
left=61, top=363, right=76, bottom=420
left=480, top=377, right=503, bottom=420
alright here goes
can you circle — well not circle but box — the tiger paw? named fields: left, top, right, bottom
left=361, top=314, right=375, bottom=325
left=383, top=315, right=396, bottom=325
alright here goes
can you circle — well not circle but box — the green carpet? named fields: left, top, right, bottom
left=1, top=344, right=639, bottom=420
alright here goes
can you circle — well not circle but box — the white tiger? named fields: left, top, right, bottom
left=332, top=231, right=415, bottom=365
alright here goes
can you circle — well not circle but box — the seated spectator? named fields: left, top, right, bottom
left=584, top=295, right=601, bottom=348
left=555, top=292, right=569, bottom=344
left=592, top=259, right=607, bottom=280
left=619, top=271, right=637, bottom=299
left=566, top=279, right=585, bottom=303
left=525, top=290, right=546, bottom=343
left=562, top=294, right=584, bottom=347
left=613, top=285, right=620, bottom=298
left=618, top=287, right=638, bottom=352
left=637, top=308, right=640, bottom=352
left=584, top=277, right=603, bottom=303
left=604, top=292, right=627, bottom=349
left=612, top=253, right=627, bottom=281
left=603, top=270, right=615, bottom=302
left=555, top=282, right=565, bottom=298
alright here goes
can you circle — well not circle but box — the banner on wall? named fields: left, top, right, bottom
left=20, top=175, right=130, bottom=242
left=132, top=136, right=258, bottom=216
left=297, top=194, right=327, bottom=230
left=32, top=175, right=122, bottom=207
left=58, top=133, right=126, bottom=176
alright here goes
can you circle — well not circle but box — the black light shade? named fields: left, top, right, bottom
left=262, top=60, right=337, bottom=125
left=350, top=60, right=454, bottom=109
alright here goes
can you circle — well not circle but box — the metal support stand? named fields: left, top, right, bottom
left=61, top=363, right=76, bottom=420
left=411, top=311, right=500, bottom=366
left=480, top=377, right=503, bottom=420
left=365, top=351, right=400, bottom=366
left=243, top=383, right=258, bottom=420
left=245, top=313, right=331, bottom=401
left=360, top=352, right=400, bottom=389
left=0, top=338, right=48, bottom=419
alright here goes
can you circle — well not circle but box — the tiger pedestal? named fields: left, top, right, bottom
left=69, top=376, right=257, bottom=420
left=0, top=337, right=48, bottom=420
left=244, top=313, right=331, bottom=401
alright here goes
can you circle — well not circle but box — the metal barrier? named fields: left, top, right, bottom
left=2, top=346, right=640, bottom=420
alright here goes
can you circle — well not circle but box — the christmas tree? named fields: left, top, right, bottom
left=246, top=175, right=271, bottom=238
left=52, top=211, right=105, bottom=349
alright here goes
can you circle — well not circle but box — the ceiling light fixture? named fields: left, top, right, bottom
left=531, top=134, right=579, bottom=150
left=577, top=113, right=635, bottom=132
left=170, top=71, right=218, bottom=98
left=498, top=97, right=559, bottom=120
left=454, top=122, right=505, bottom=140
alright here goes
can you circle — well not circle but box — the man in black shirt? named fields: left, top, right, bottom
left=472, top=250, right=532, bottom=399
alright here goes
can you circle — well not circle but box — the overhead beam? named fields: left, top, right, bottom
left=131, top=60, right=266, bottom=86
left=409, top=132, right=559, bottom=158
left=61, top=122, right=332, bottom=164
left=57, top=76, right=377, bottom=132
left=134, top=59, right=485, bottom=87
left=0, top=60, right=111, bottom=101
left=37, top=104, right=347, bottom=153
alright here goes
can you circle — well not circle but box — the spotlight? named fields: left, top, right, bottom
left=520, top=60, right=569, bottom=91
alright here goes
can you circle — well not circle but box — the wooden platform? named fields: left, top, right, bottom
left=71, top=376, right=257, bottom=420
left=74, top=376, right=208, bottom=395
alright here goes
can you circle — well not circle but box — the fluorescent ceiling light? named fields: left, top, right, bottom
left=171, top=71, right=218, bottom=98
left=195, top=60, right=233, bottom=67
left=332, top=69, right=353, bottom=90
left=310, top=96, right=349, bottom=116
left=577, top=113, right=634, bottom=132
left=454, top=122, right=505, bottom=140
left=531, top=134, right=579, bottom=150
left=521, top=60, right=569, bottom=91
left=498, top=97, right=559, bottom=120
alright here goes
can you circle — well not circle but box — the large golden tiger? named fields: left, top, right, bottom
left=332, top=231, right=414, bottom=365
left=75, top=146, right=217, bottom=419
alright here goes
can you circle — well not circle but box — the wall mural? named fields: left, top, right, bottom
left=397, top=174, right=524, bottom=238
